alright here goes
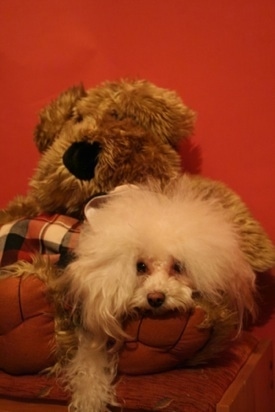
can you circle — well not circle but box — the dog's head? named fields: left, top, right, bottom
left=64, top=177, right=256, bottom=344
left=29, top=80, right=195, bottom=218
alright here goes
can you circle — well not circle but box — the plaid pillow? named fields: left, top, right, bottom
left=0, top=214, right=82, bottom=267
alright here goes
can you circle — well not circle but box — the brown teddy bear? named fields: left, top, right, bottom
left=0, top=80, right=192, bottom=222
left=0, top=79, right=274, bottom=402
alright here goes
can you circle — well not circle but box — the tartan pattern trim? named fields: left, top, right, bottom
left=0, top=214, right=82, bottom=267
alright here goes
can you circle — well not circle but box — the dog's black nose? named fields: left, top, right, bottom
left=63, top=141, right=101, bottom=181
left=147, top=292, right=165, bottom=308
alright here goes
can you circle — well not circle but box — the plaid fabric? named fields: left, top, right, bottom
left=0, top=214, right=82, bottom=268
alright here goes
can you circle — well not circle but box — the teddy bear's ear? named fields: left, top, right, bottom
left=34, top=84, right=86, bottom=153
left=110, top=80, right=196, bottom=147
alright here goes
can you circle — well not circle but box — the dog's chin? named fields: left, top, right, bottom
left=142, top=307, right=187, bottom=317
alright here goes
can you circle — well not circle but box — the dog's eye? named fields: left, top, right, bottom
left=136, top=261, right=148, bottom=274
left=192, top=290, right=202, bottom=299
left=173, top=261, right=184, bottom=274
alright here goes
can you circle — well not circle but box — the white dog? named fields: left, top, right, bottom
left=61, top=176, right=256, bottom=412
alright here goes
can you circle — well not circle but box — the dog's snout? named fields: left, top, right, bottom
left=147, top=292, right=165, bottom=308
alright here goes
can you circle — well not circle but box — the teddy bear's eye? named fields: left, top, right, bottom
left=75, top=113, right=83, bottom=123
left=136, top=261, right=148, bottom=274
left=109, top=109, right=119, bottom=119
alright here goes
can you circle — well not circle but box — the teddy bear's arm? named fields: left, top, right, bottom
left=0, top=195, right=40, bottom=224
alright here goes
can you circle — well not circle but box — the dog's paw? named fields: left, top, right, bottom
left=68, top=402, right=100, bottom=412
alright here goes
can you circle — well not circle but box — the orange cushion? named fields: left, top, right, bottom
left=0, top=333, right=259, bottom=411
left=118, top=308, right=211, bottom=374
left=0, top=274, right=213, bottom=377
left=0, top=275, right=56, bottom=375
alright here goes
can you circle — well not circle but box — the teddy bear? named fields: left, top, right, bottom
left=0, top=79, right=274, bottom=398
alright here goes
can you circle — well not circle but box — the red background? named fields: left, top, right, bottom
left=0, top=0, right=274, bottom=360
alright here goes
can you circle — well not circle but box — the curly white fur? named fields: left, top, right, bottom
left=63, top=175, right=256, bottom=412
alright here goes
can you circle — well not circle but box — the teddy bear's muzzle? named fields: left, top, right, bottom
left=63, top=141, right=101, bottom=180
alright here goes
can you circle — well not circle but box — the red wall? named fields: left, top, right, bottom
left=0, top=0, right=274, bottom=345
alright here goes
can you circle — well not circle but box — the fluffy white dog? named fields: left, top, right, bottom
left=61, top=176, right=256, bottom=412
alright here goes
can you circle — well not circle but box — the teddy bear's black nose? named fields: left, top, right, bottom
left=63, top=141, right=101, bottom=180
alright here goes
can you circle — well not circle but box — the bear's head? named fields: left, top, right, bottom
left=30, top=79, right=195, bottom=218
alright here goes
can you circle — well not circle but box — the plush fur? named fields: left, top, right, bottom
left=56, top=178, right=256, bottom=412
left=34, top=80, right=195, bottom=152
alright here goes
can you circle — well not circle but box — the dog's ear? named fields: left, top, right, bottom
left=84, top=193, right=110, bottom=222
left=34, top=84, right=87, bottom=153
left=84, top=185, right=139, bottom=223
